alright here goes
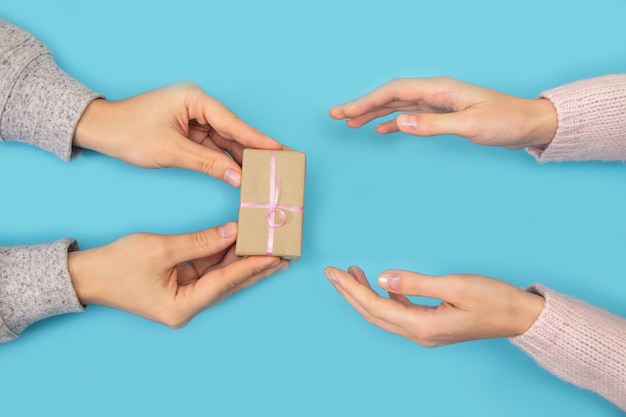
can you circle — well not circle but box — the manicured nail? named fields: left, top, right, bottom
left=378, top=273, right=401, bottom=291
left=223, top=168, right=241, bottom=187
left=218, top=222, right=238, bottom=238
left=398, top=114, right=418, bottom=129
left=324, top=267, right=339, bottom=285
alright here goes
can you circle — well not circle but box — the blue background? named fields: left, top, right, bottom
left=1, top=1, right=625, bottom=416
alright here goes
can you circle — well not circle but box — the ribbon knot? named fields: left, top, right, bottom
left=239, top=151, right=304, bottom=255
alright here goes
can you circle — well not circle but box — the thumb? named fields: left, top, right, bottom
left=173, top=138, right=243, bottom=187
left=396, top=112, right=472, bottom=138
left=160, top=222, right=238, bottom=265
left=378, top=270, right=462, bottom=302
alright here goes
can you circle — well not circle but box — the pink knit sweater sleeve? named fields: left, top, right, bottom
left=519, top=75, right=626, bottom=409
left=527, top=74, right=626, bottom=161
left=511, top=285, right=626, bottom=409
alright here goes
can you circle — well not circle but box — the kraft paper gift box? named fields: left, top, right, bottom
left=235, top=149, right=306, bottom=260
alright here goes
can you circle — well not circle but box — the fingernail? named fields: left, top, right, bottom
left=378, top=273, right=401, bottom=291
left=223, top=169, right=241, bottom=187
left=324, top=267, right=339, bottom=285
left=347, top=265, right=362, bottom=278
left=398, top=114, right=418, bottom=129
left=218, top=222, right=238, bottom=238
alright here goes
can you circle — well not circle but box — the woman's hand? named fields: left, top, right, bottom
left=68, top=222, right=289, bottom=328
left=330, top=77, right=557, bottom=149
left=74, top=83, right=286, bottom=187
left=324, top=266, right=544, bottom=347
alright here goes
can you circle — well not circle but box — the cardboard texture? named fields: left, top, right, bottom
left=236, top=149, right=306, bottom=260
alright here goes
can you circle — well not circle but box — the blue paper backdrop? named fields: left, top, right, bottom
left=1, top=1, right=625, bottom=416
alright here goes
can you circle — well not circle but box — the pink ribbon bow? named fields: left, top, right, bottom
left=239, top=151, right=304, bottom=255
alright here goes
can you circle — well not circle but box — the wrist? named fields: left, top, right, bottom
left=68, top=249, right=99, bottom=305
left=513, top=290, right=545, bottom=336
left=73, top=98, right=112, bottom=151
left=524, top=98, right=557, bottom=148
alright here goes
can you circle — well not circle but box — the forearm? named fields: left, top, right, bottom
left=0, top=240, right=85, bottom=343
left=527, top=74, right=626, bottom=162
left=0, top=19, right=102, bottom=160
left=511, top=285, right=626, bottom=410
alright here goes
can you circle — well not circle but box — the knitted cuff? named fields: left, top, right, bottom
left=511, top=285, right=626, bottom=410
left=0, top=239, right=85, bottom=343
left=0, top=53, right=102, bottom=161
left=526, top=74, right=626, bottom=162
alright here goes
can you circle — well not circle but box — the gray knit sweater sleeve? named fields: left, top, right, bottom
left=0, top=240, right=85, bottom=342
left=0, top=20, right=99, bottom=342
left=0, top=19, right=102, bottom=160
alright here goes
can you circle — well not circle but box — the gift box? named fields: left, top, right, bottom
left=235, top=149, right=306, bottom=260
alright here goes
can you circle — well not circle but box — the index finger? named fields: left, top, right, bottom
left=201, top=94, right=285, bottom=150
left=331, top=79, right=419, bottom=119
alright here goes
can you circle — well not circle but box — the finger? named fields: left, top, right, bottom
left=341, top=79, right=425, bottom=118
left=190, top=128, right=246, bottom=164
left=378, top=270, right=463, bottom=303
left=345, top=103, right=424, bottom=128
left=161, top=222, right=238, bottom=266
left=345, top=107, right=399, bottom=128
left=375, top=119, right=401, bottom=134
left=189, top=255, right=283, bottom=311
left=176, top=263, right=200, bottom=286
left=172, top=137, right=244, bottom=187
left=329, top=100, right=354, bottom=119
left=209, top=130, right=246, bottom=164
left=331, top=96, right=422, bottom=121
left=396, top=111, right=472, bottom=138
left=182, top=245, right=236, bottom=283
left=190, top=245, right=239, bottom=276
left=233, top=259, right=290, bottom=293
left=196, top=135, right=224, bottom=153
left=341, top=289, right=414, bottom=340
left=347, top=265, right=371, bottom=288
left=325, top=267, right=413, bottom=339
left=325, top=267, right=411, bottom=327
left=389, top=292, right=412, bottom=306
left=197, top=94, right=284, bottom=151
left=337, top=76, right=469, bottom=121
left=178, top=246, right=241, bottom=287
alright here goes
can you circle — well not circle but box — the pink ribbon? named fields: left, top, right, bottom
left=239, top=150, right=304, bottom=255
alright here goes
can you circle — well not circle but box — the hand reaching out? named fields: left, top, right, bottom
left=68, top=222, right=289, bottom=328
left=324, top=266, right=544, bottom=347
left=330, top=77, right=558, bottom=149
left=74, top=83, right=286, bottom=187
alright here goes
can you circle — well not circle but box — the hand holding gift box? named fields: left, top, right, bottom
left=236, top=149, right=306, bottom=260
